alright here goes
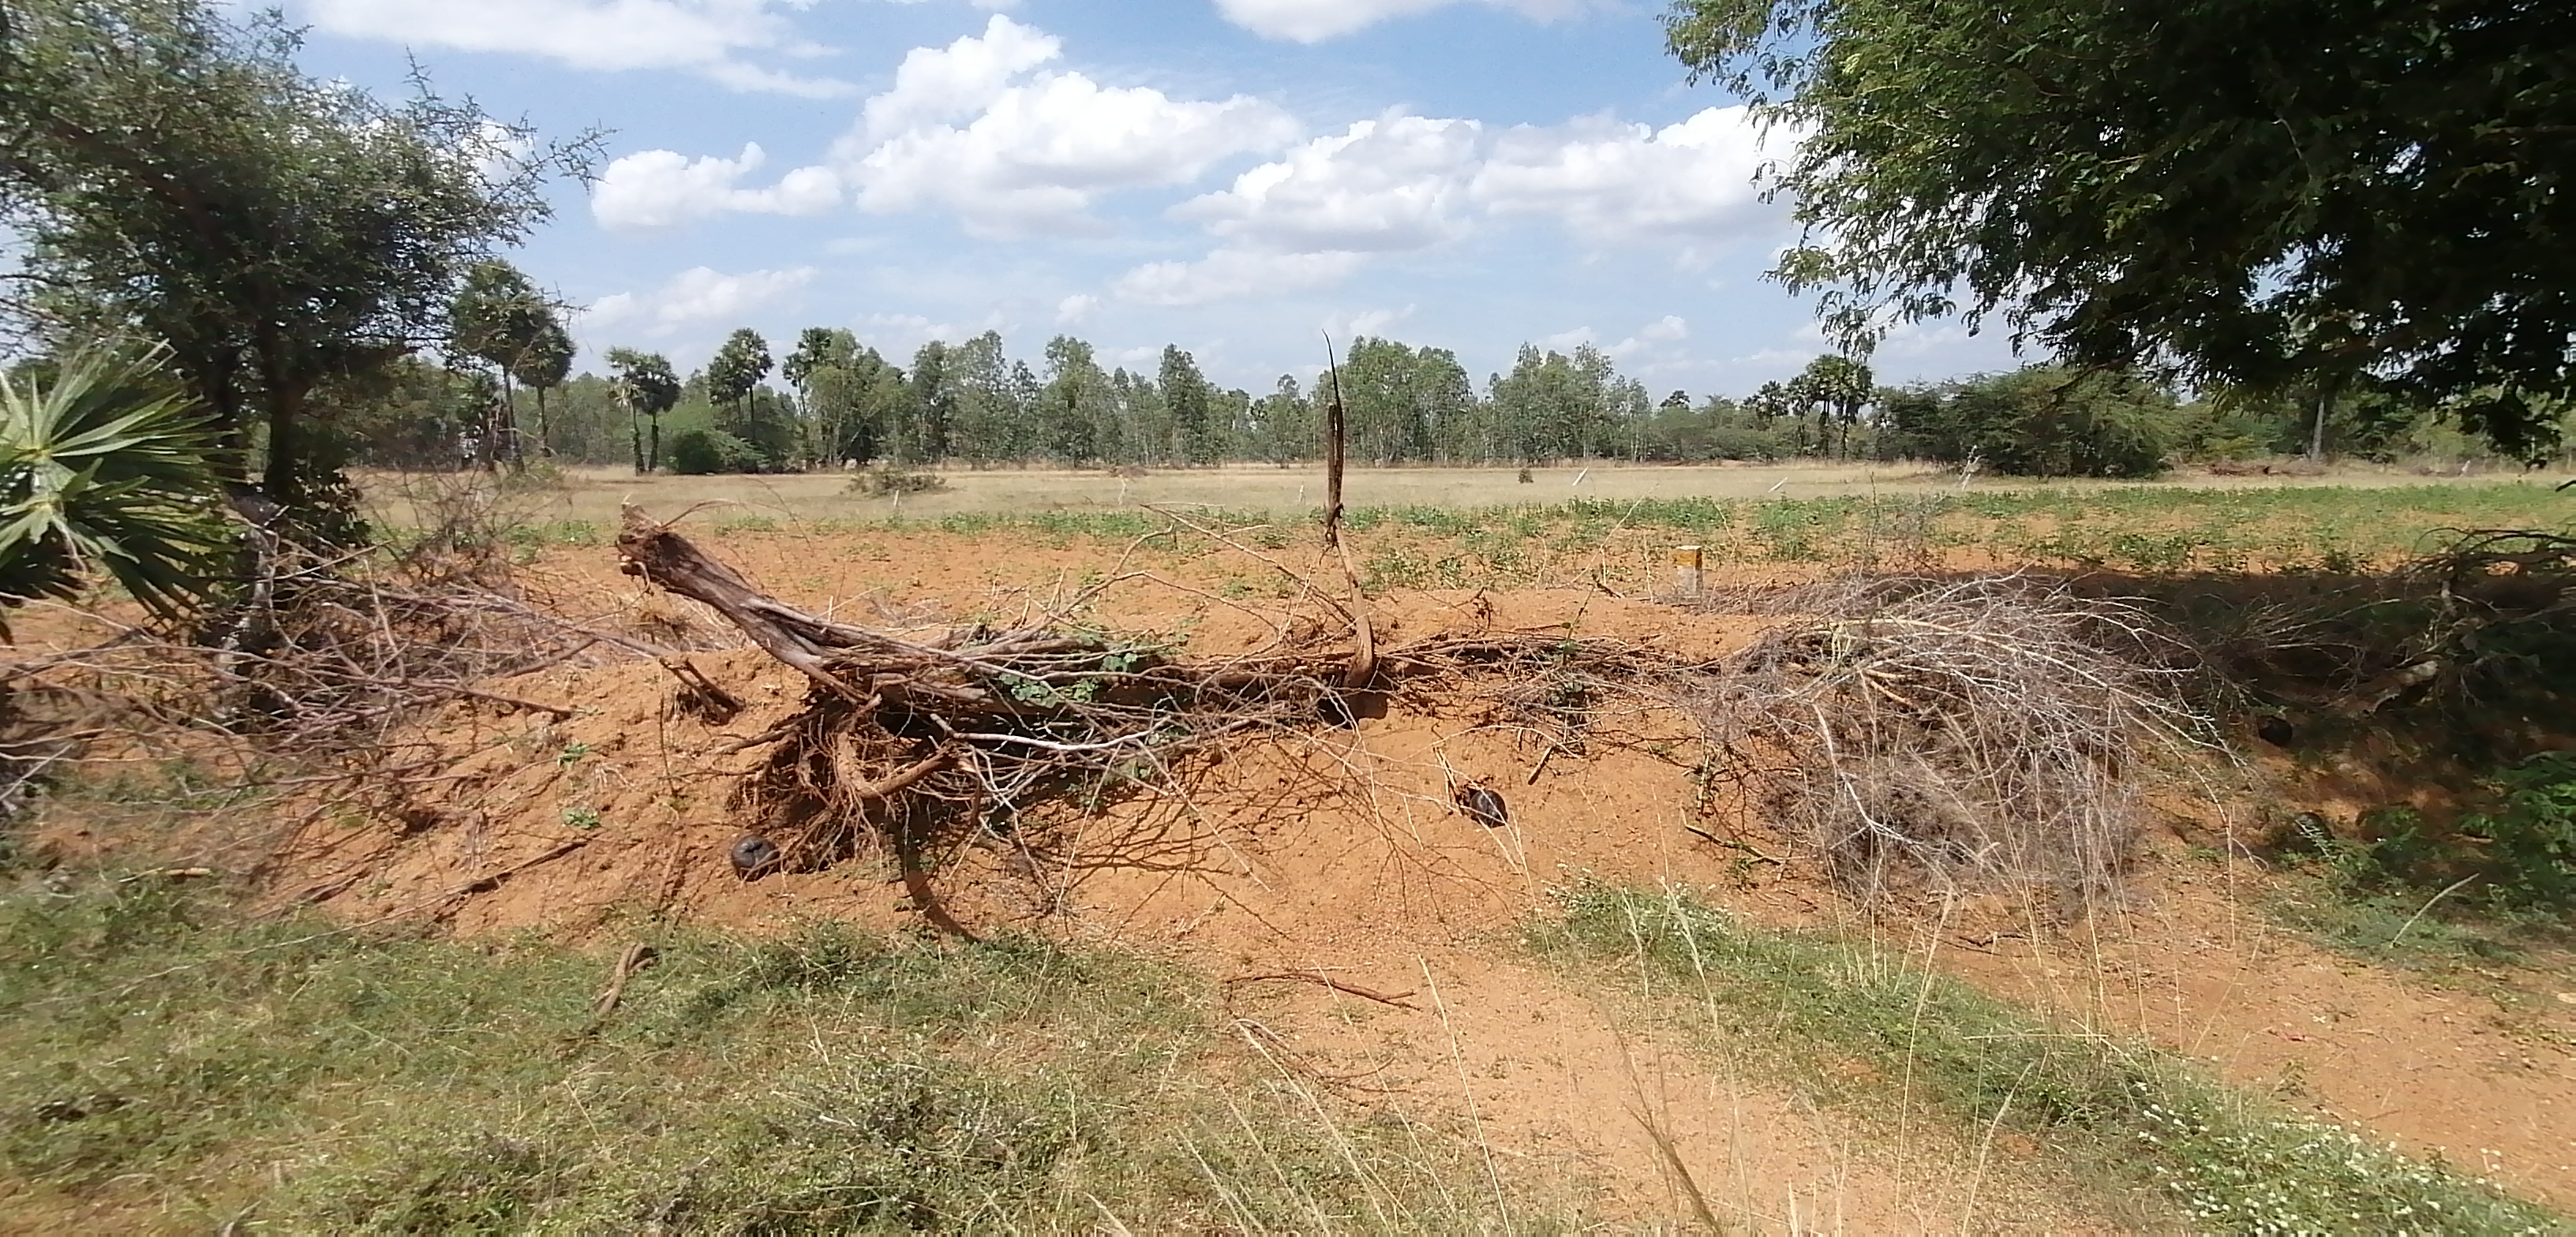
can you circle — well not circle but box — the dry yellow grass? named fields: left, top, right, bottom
left=369, top=459, right=2529, bottom=529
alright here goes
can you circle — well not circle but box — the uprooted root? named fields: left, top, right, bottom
left=619, top=508, right=2222, bottom=906
left=618, top=509, right=1664, bottom=872
left=1688, top=576, right=2220, bottom=906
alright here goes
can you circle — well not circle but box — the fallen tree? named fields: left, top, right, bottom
left=612, top=506, right=1637, bottom=871
left=614, top=508, right=2215, bottom=910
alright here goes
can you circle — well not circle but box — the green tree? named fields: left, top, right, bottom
left=907, top=342, right=956, bottom=465
left=1251, top=376, right=1315, bottom=464
left=0, top=0, right=591, bottom=528
left=1882, top=366, right=2177, bottom=477
left=1665, top=0, right=2576, bottom=457
left=0, top=343, right=228, bottom=620
left=1039, top=337, right=1109, bottom=466
left=705, top=328, right=773, bottom=462
left=1159, top=346, right=1219, bottom=465
left=510, top=317, right=575, bottom=458
left=449, top=260, right=550, bottom=468
left=781, top=327, right=856, bottom=395
left=607, top=349, right=680, bottom=474
left=952, top=331, right=1028, bottom=467
left=1794, top=354, right=1874, bottom=458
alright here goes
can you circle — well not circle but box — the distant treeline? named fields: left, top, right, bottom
left=341, top=326, right=2558, bottom=479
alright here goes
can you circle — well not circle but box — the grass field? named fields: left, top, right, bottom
left=381, top=458, right=2564, bottom=530
left=424, top=465, right=2576, bottom=585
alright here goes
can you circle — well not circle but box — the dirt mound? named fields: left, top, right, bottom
left=249, top=527, right=2576, bottom=1219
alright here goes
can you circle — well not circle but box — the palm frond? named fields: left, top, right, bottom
left=0, top=342, right=231, bottom=620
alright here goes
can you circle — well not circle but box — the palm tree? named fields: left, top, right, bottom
left=0, top=343, right=230, bottom=622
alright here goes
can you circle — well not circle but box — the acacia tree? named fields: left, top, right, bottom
left=607, top=348, right=680, bottom=474
left=0, top=0, right=593, bottom=530
left=1668, top=0, right=2576, bottom=457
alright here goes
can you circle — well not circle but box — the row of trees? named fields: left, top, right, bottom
left=387, top=327, right=2553, bottom=479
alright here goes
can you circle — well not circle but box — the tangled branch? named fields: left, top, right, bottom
left=1688, top=575, right=2219, bottom=905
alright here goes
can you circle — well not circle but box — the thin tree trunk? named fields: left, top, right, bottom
left=1324, top=346, right=1347, bottom=548
left=534, top=386, right=552, bottom=458
left=500, top=370, right=523, bottom=472
left=2308, top=383, right=2332, bottom=463
left=631, top=404, right=646, bottom=475
left=649, top=413, right=662, bottom=474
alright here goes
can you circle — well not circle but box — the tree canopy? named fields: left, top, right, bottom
left=1665, top=0, right=2576, bottom=456
left=0, top=0, right=592, bottom=524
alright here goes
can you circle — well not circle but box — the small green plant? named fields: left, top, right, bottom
left=560, top=806, right=601, bottom=830
left=2301, top=755, right=2576, bottom=927
left=2465, top=752, right=2576, bottom=914
left=555, top=742, right=590, bottom=768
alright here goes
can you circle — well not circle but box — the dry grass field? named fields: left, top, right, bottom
left=378, top=458, right=2550, bottom=529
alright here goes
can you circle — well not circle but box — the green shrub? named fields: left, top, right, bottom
left=1883, top=364, right=2177, bottom=477
left=844, top=465, right=947, bottom=496
left=2309, top=753, right=2576, bottom=925
left=664, top=428, right=765, bottom=475
left=2467, top=752, right=2576, bottom=914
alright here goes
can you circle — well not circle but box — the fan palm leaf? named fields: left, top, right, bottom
left=0, top=343, right=230, bottom=621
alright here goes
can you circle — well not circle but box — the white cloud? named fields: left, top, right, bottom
left=1056, top=293, right=1099, bottom=325
left=1213, top=0, right=1593, bottom=43
left=860, top=15, right=1061, bottom=143
left=1326, top=305, right=1415, bottom=338
left=1130, top=106, right=1794, bottom=306
left=1608, top=314, right=1688, bottom=359
left=1473, top=107, right=1788, bottom=248
left=591, top=144, right=843, bottom=232
left=1175, top=114, right=1481, bottom=253
left=836, top=19, right=1300, bottom=237
left=580, top=266, right=815, bottom=340
left=295, top=0, right=850, bottom=96
left=624, top=17, right=1296, bottom=237
left=855, top=312, right=990, bottom=359
left=1113, top=249, right=1365, bottom=306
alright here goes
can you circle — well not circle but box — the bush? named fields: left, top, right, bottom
left=2468, top=752, right=2576, bottom=914
left=844, top=466, right=947, bottom=497
left=665, top=428, right=764, bottom=475
left=1885, top=365, right=2177, bottom=477
left=2316, top=753, right=2576, bottom=922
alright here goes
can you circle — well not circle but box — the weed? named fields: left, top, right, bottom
left=560, top=805, right=602, bottom=830
left=0, top=880, right=1565, bottom=1232
left=1534, top=884, right=2557, bottom=1233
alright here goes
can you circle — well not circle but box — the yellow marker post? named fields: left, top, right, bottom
left=1672, top=544, right=1704, bottom=600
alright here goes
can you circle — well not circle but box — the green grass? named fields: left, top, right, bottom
left=1534, top=884, right=2559, bottom=1235
left=0, top=878, right=1565, bottom=1232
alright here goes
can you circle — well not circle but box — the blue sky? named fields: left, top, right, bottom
left=286, top=0, right=2019, bottom=396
